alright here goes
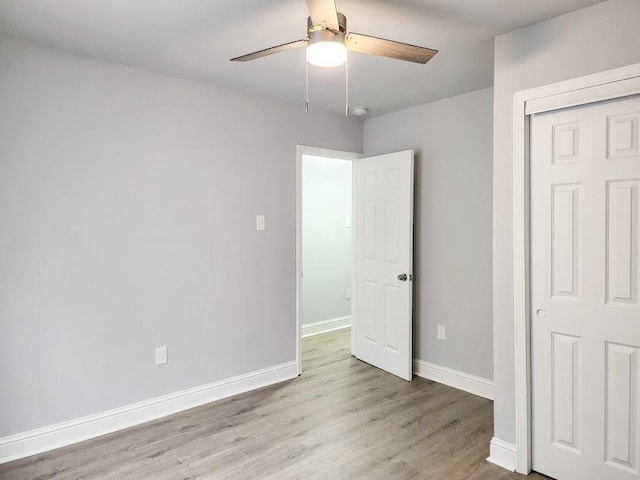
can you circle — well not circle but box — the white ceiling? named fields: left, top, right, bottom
left=0, top=0, right=604, bottom=117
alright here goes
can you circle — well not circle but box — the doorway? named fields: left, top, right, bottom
left=296, top=146, right=361, bottom=374
left=296, top=146, right=416, bottom=380
left=300, top=154, right=353, bottom=339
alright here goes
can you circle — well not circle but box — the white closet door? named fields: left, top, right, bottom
left=531, top=95, right=640, bottom=480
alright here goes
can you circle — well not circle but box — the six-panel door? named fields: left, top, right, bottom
left=531, top=95, right=640, bottom=480
left=354, top=150, right=414, bottom=381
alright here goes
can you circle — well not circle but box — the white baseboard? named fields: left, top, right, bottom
left=486, top=437, right=517, bottom=472
left=0, top=361, right=298, bottom=464
left=302, top=316, right=351, bottom=337
left=412, top=359, right=494, bottom=400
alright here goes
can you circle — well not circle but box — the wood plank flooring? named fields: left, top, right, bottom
left=1, top=329, right=550, bottom=479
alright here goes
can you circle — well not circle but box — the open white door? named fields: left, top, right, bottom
left=353, top=150, right=414, bottom=381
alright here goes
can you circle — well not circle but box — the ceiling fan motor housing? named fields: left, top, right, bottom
left=307, top=12, right=347, bottom=46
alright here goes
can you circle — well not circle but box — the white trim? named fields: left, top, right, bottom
left=301, top=316, right=351, bottom=337
left=296, top=145, right=362, bottom=375
left=487, top=437, right=517, bottom=472
left=521, top=63, right=640, bottom=111
left=512, top=62, right=640, bottom=474
left=351, top=156, right=358, bottom=358
left=412, top=359, right=494, bottom=400
left=513, top=89, right=532, bottom=475
left=0, top=361, right=298, bottom=464
left=525, top=75, right=640, bottom=115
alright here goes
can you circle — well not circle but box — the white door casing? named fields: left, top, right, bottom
left=531, top=96, right=640, bottom=479
left=353, top=150, right=414, bottom=381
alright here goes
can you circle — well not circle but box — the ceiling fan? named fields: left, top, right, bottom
left=230, top=0, right=438, bottom=67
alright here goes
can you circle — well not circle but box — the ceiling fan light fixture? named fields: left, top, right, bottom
left=306, top=40, right=347, bottom=67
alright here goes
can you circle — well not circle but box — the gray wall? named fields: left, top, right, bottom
left=492, top=0, right=640, bottom=445
left=0, top=36, right=362, bottom=436
left=364, top=87, right=494, bottom=381
left=302, top=155, right=352, bottom=325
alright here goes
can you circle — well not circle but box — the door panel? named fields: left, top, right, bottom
left=551, top=184, right=580, bottom=298
left=605, top=342, right=638, bottom=473
left=531, top=95, right=640, bottom=480
left=551, top=332, right=581, bottom=453
left=607, top=180, right=639, bottom=304
left=353, top=150, right=414, bottom=381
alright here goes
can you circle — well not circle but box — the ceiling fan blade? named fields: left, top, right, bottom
left=345, top=33, right=438, bottom=64
left=306, top=0, right=339, bottom=31
left=230, top=39, right=308, bottom=62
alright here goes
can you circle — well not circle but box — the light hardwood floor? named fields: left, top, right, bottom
left=1, top=329, right=550, bottom=479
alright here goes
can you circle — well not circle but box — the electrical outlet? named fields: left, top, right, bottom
left=155, top=346, right=168, bottom=366
left=437, top=325, right=446, bottom=341
left=346, top=288, right=352, bottom=299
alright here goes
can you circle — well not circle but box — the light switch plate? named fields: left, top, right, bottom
left=256, top=215, right=266, bottom=231
left=437, top=325, right=446, bottom=341
left=155, top=346, right=168, bottom=366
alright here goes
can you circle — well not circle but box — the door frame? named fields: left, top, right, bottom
left=295, top=145, right=362, bottom=375
left=512, top=63, right=640, bottom=474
